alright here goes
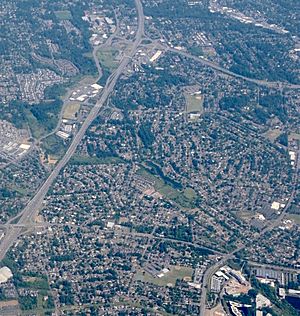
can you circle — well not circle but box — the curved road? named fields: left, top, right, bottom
left=1, top=2, right=299, bottom=314
left=38, top=12, right=121, bottom=144
left=162, top=45, right=300, bottom=90
left=199, top=147, right=300, bottom=315
left=0, top=0, right=145, bottom=262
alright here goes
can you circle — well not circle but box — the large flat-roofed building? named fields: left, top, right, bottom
left=253, top=267, right=298, bottom=286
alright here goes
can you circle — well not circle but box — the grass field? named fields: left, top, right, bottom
left=190, top=46, right=204, bottom=56
left=137, top=167, right=179, bottom=199
left=135, top=266, right=193, bottom=287
left=70, top=155, right=124, bottom=165
left=9, top=274, right=55, bottom=315
left=289, top=132, right=300, bottom=141
left=63, top=103, right=80, bottom=120
left=184, top=92, right=204, bottom=113
left=287, top=214, right=300, bottom=225
left=24, top=110, right=48, bottom=139
left=21, top=277, right=49, bottom=291
left=42, top=135, right=66, bottom=159
left=97, top=48, right=119, bottom=72
left=54, top=10, right=72, bottom=20
left=234, top=211, right=253, bottom=222
left=183, top=188, right=197, bottom=200
left=9, top=185, right=30, bottom=197
left=21, top=293, right=54, bottom=316
left=137, top=167, right=197, bottom=208
left=61, top=75, right=98, bottom=102
left=263, top=129, right=282, bottom=142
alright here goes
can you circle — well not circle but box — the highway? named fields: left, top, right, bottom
left=161, top=45, right=300, bottom=90
left=0, top=1, right=299, bottom=313
left=40, top=11, right=121, bottom=143
left=199, top=146, right=300, bottom=315
left=0, top=0, right=145, bottom=262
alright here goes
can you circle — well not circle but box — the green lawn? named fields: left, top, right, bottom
left=21, top=294, right=55, bottom=316
left=136, top=167, right=197, bottom=208
left=183, top=188, right=197, bottom=200
left=287, top=214, right=300, bottom=225
left=70, top=155, right=124, bottom=165
left=24, top=110, right=49, bottom=139
left=42, top=135, right=66, bottom=159
left=263, top=128, right=282, bottom=142
left=9, top=185, right=30, bottom=196
left=137, top=167, right=179, bottom=198
left=289, top=132, right=300, bottom=141
left=184, top=92, right=204, bottom=113
left=190, top=45, right=204, bottom=56
left=11, top=273, right=55, bottom=315
left=21, top=277, right=49, bottom=291
left=63, top=103, right=80, bottom=120
left=54, top=10, right=72, bottom=20
left=135, top=265, right=193, bottom=287
left=97, top=48, right=119, bottom=72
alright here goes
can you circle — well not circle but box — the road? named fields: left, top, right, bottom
left=199, top=146, right=300, bottom=315
left=39, top=12, right=122, bottom=144
left=92, top=9, right=120, bottom=83
left=161, top=45, right=300, bottom=90
left=0, top=0, right=299, bottom=311
left=0, top=0, right=145, bottom=262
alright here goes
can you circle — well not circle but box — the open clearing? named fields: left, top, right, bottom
left=183, top=187, right=197, bottom=200
left=70, top=154, right=123, bottom=165
left=137, top=167, right=197, bottom=208
left=289, top=132, right=300, bottom=141
left=63, top=103, right=80, bottom=120
left=137, top=167, right=179, bottom=198
left=54, top=10, right=72, bottom=20
left=287, top=214, right=300, bottom=225
left=42, top=135, right=66, bottom=159
left=263, top=128, right=281, bottom=142
left=97, top=48, right=119, bottom=72
left=21, top=293, right=54, bottom=316
left=135, top=265, right=193, bottom=287
left=184, top=92, right=204, bottom=113
left=62, top=75, right=98, bottom=103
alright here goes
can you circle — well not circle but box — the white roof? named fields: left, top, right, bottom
left=150, top=50, right=162, bottom=62
left=107, top=221, right=114, bottom=228
left=19, top=144, right=31, bottom=150
left=56, top=131, right=70, bottom=139
left=0, top=267, right=13, bottom=284
left=257, top=213, right=265, bottom=221
left=215, top=270, right=229, bottom=280
left=271, top=201, right=280, bottom=210
left=289, top=151, right=296, bottom=161
left=91, top=83, right=103, bottom=90
left=76, top=94, right=88, bottom=102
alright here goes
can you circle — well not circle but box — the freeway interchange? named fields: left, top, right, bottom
left=0, top=1, right=299, bottom=315
left=0, top=0, right=145, bottom=262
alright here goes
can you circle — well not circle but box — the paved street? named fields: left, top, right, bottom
left=0, top=0, right=145, bottom=262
